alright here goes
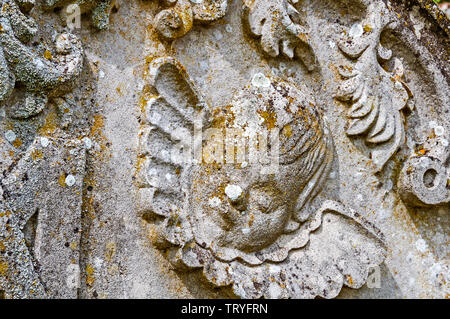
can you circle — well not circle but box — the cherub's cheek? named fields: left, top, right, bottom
left=248, top=191, right=276, bottom=215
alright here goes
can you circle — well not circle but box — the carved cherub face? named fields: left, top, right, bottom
left=190, top=76, right=332, bottom=257
left=192, top=158, right=294, bottom=253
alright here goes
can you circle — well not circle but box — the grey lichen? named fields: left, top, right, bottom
left=43, top=0, right=115, bottom=30
left=0, top=0, right=84, bottom=119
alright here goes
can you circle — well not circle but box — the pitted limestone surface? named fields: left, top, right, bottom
left=0, top=0, right=448, bottom=299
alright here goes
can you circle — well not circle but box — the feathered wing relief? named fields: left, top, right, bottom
left=138, top=57, right=208, bottom=248
left=335, top=2, right=414, bottom=172
left=138, top=57, right=386, bottom=298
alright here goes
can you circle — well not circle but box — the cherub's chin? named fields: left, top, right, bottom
left=215, top=206, right=289, bottom=253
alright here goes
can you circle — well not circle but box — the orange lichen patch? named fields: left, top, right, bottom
left=105, top=242, right=116, bottom=262
left=0, top=261, right=8, bottom=276
left=39, top=111, right=58, bottom=136
left=210, top=108, right=227, bottom=129
left=43, top=50, right=53, bottom=60
left=58, top=174, right=66, bottom=187
left=4, top=120, right=14, bottom=131
left=31, top=149, right=43, bottom=160
left=364, top=24, right=373, bottom=33
left=287, top=96, right=294, bottom=105
left=257, top=110, right=277, bottom=129
left=69, top=242, right=77, bottom=250
left=116, top=87, right=123, bottom=96
left=91, top=114, right=104, bottom=136
left=248, top=213, right=255, bottom=227
left=282, top=124, right=292, bottom=138
left=0, top=211, right=11, bottom=218
left=89, top=114, right=111, bottom=161
left=218, top=105, right=237, bottom=127
left=85, top=264, right=95, bottom=286
left=144, top=55, right=154, bottom=66
left=346, top=275, right=354, bottom=286
left=12, top=138, right=22, bottom=148
left=328, top=62, right=341, bottom=81
left=82, top=195, right=96, bottom=220
left=298, top=32, right=309, bottom=43
left=135, top=155, right=148, bottom=182
left=139, top=85, right=157, bottom=114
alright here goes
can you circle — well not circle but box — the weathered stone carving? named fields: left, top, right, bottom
left=0, top=0, right=87, bottom=299
left=0, top=202, right=46, bottom=298
left=398, top=155, right=449, bottom=207
left=43, top=0, right=115, bottom=30
left=244, top=0, right=316, bottom=70
left=153, top=0, right=229, bottom=39
left=0, top=0, right=447, bottom=300
left=0, top=138, right=86, bottom=298
left=398, top=130, right=449, bottom=207
left=335, top=1, right=414, bottom=172
left=0, top=0, right=84, bottom=119
left=138, top=57, right=386, bottom=298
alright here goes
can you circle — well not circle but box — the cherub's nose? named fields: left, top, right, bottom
left=225, top=184, right=247, bottom=211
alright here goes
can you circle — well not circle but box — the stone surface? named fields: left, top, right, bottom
left=0, top=0, right=449, bottom=299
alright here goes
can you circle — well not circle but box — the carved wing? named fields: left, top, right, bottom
left=137, top=57, right=208, bottom=247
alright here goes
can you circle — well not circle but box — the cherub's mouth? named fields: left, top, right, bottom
left=213, top=203, right=289, bottom=253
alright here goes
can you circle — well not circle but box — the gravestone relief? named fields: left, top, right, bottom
left=0, top=0, right=448, bottom=299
